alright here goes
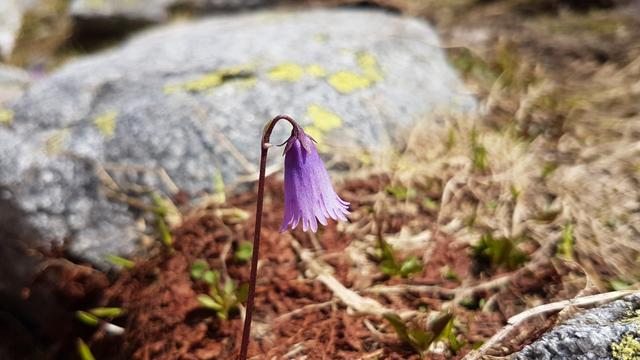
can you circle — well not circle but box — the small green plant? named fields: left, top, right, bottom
left=212, top=170, right=226, bottom=204
left=77, top=338, right=96, bottom=360
left=385, top=185, right=416, bottom=201
left=609, top=279, right=632, bottom=291
left=76, top=307, right=126, bottom=327
left=557, top=223, right=574, bottom=260
left=105, top=254, right=135, bottom=269
left=190, top=260, right=248, bottom=320
left=441, top=266, right=459, bottom=281
left=377, top=236, right=423, bottom=278
left=384, top=311, right=457, bottom=357
left=470, top=128, right=488, bottom=171
left=152, top=193, right=177, bottom=249
left=234, top=242, right=253, bottom=262
left=471, top=234, right=527, bottom=273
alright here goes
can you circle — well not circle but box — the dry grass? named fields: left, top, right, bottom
left=362, top=0, right=640, bottom=291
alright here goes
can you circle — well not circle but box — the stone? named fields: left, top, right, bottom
left=70, top=0, right=276, bottom=25
left=0, top=0, right=25, bottom=59
left=2, top=9, right=475, bottom=266
left=0, top=64, right=31, bottom=105
left=513, top=294, right=640, bottom=360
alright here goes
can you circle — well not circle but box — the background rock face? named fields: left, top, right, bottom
left=1, top=9, right=474, bottom=265
left=70, top=0, right=277, bottom=25
left=514, top=294, right=640, bottom=360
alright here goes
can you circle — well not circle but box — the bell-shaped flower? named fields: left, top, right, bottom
left=279, top=128, right=349, bottom=232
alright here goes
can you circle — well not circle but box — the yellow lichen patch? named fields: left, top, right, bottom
left=327, top=51, right=383, bottom=94
left=307, top=104, right=342, bottom=132
left=611, top=333, right=640, bottom=360
left=328, top=71, right=372, bottom=94
left=93, top=110, right=118, bottom=138
left=165, top=66, right=256, bottom=94
left=45, top=129, right=70, bottom=155
left=357, top=52, right=383, bottom=81
left=306, top=64, right=327, bottom=78
left=0, top=108, right=14, bottom=126
left=304, top=105, right=343, bottom=152
left=268, top=63, right=305, bottom=82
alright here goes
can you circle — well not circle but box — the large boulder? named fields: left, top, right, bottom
left=1, top=9, right=474, bottom=266
left=514, top=294, right=640, bottom=360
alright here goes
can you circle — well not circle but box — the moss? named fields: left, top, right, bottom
left=267, top=63, right=305, bottom=82
left=611, top=333, right=640, bottom=360
left=0, top=109, right=14, bottom=126
left=93, top=110, right=118, bottom=138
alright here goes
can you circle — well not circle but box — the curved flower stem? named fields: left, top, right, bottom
left=239, top=114, right=299, bottom=360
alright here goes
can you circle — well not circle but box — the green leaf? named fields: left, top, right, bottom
left=212, top=170, right=226, bottom=203
left=156, top=215, right=173, bottom=248
left=423, top=198, right=439, bottom=210
left=89, top=307, right=125, bottom=318
left=152, top=194, right=173, bottom=248
left=407, top=328, right=432, bottom=351
left=197, top=294, right=223, bottom=311
left=385, top=185, right=415, bottom=201
left=383, top=312, right=410, bottom=343
left=380, top=259, right=399, bottom=276
left=223, top=279, right=236, bottom=296
left=234, top=242, right=253, bottom=262
left=472, top=234, right=527, bottom=273
left=440, top=317, right=464, bottom=354
left=441, top=266, right=459, bottom=281
left=77, top=339, right=96, bottom=360
left=430, top=312, right=454, bottom=340
left=236, top=283, right=249, bottom=303
left=610, top=279, right=632, bottom=291
left=399, top=256, right=423, bottom=278
left=105, top=255, right=135, bottom=269
left=190, top=260, right=208, bottom=280
left=557, top=223, right=574, bottom=260
left=202, top=270, right=217, bottom=285
left=470, top=128, right=488, bottom=171
left=75, top=311, right=99, bottom=327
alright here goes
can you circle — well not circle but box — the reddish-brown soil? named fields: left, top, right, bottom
left=5, top=175, right=585, bottom=360
left=35, top=175, right=578, bottom=360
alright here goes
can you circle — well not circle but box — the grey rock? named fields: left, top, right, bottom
left=70, top=0, right=175, bottom=24
left=70, top=0, right=275, bottom=25
left=0, top=64, right=31, bottom=105
left=513, top=294, right=640, bottom=360
left=0, top=0, right=24, bottom=59
left=2, top=9, right=475, bottom=266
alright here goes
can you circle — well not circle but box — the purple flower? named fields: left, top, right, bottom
left=280, top=127, right=350, bottom=232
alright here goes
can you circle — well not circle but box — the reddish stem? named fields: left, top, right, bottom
left=238, top=115, right=299, bottom=360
